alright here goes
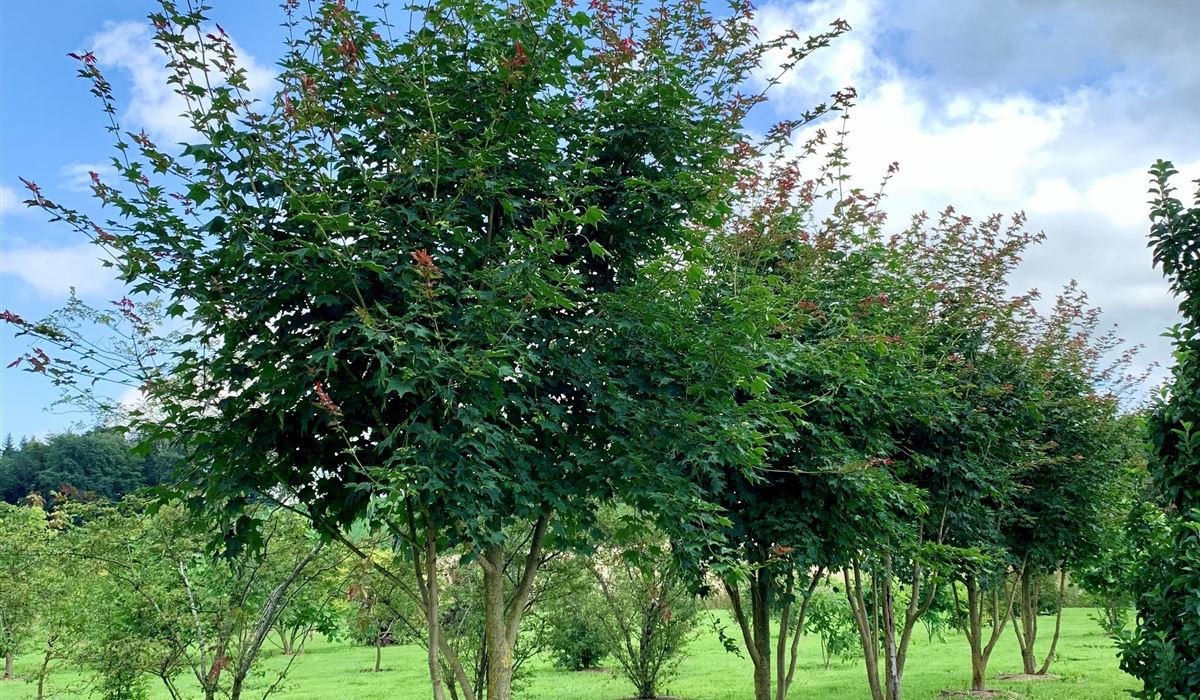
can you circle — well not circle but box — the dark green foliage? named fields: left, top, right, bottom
left=543, top=592, right=608, bottom=671
left=0, top=429, right=174, bottom=504
left=1122, top=160, right=1200, bottom=698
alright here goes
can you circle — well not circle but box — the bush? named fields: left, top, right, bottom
left=806, top=583, right=860, bottom=668
left=590, top=511, right=700, bottom=699
left=543, top=597, right=609, bottom=671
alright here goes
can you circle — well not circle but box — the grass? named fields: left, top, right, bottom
left=1, top=608, right=1138, bottom=699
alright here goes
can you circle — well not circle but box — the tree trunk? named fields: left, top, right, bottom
left=959, top=574, right=987, bottom=692
left=1014, top=568, right=1038, bottom=674
left=375, top=629, right=384, bottom=673
left=483, top=544, right=514, bottom=700
left=846, top=564, right=885, bottom=700
left=4, top=650, right=12, bottom=680
left=480, top=515, right=548, bottom=700
left=956, top=565, right=1022, bottom=693
left=35, top=635, right=54, bottom=700
left=1036, top=569, right=1068, bottom=675
left=970, top=655, right=986, bottom=693
left=406, top=504, right=450, bottom=700
left=158, top=674, right=183, bottom=700
left=278, top=626, right=294, bottom=656
left=751, top=568, right=772, bottom=700
left=774, top=571, right=795, bottom=700
left=881, top=556, right=900, bottom=700
left=723, top=572, right=765, bottom=700
left=776, top=568, right=822, bottom=700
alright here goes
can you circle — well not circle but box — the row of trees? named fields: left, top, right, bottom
left=0, top=498, right=337, bottom=700
left=0, top=496, right=702, bottom=700
left=0, top=429, right=176, bottom=504
left=1, top=0, right=1166, bottom=699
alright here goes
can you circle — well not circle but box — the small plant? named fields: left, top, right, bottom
left=807, top=583, right=861, bottom=669
left=591, top=513, right=700, bottom=699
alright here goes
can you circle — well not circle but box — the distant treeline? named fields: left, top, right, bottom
left=0, top=429, right=177, bottom=504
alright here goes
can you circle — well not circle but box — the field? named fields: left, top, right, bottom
left=1, top=609, right=1138, bottom=700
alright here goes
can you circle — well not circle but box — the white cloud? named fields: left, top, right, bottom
left=59, top=162, right=118, bottom=193
left=752, top=0, right=1200, bottom=385
left=0, top=244, right=120, bottom=298
left=0, top=185, right=26, bottom=216
left=89, top=21, right=276, bottom=145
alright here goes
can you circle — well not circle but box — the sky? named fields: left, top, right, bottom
left=1, top=0, right=1198, bottom=440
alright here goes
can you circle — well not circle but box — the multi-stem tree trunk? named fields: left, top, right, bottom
left=845, top=554, right=941, bottom=700
left=1011, top=567, right=1067, bottom=675
left=954, top=565, right=1023, bottom=692
left=3, top=649, right=12, bottom=680
left=479, top=515, right=548, bottom=700
left=406, top=502, right=453, bottom=700
left=723, top=557, right=822, bottom=700
left=278, top=627, right=294, bottom=657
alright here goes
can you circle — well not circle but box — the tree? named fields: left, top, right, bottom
left=1122, top=160, right=1200, bottom=697
left=0, top=502, right=53, bottom=681
left=806, top=582, right=860, bottom=669
left=1004, top=284, right=1138, bottom=677
left=0, top=429, right=173, bottom=504
left=693, top=105, right=932, bottom=700
left=63, top=501, right=327, bottom=700
left=1075, top=422, right=1152, bottom=637
left=344, top=549, right=414, bottom=674
left=6, top=2, right=848, bottom=699
left=890, top=204, right=1050, bottom=697
left=590, top=511, right=700, bottom=700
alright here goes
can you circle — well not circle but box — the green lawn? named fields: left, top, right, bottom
left=1, top=609, right=1138, bottom=699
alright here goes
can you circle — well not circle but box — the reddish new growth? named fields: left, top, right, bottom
left=588, top=0, right=616, bottom=20
left=338, top=37, right=359, bottom=68
left=300, top=74, right=318, bottom=98
left=19, top=177, right=45, bottom=206
left=112, top=296, right=147, bottom=330
left=9, top=348, right=51, bottom=373
left=504, top=42, right=530, bottom=71
left=0, top=310, right=29, bottom=327
left=616, top=36, right=637, bottom=60
left=313, top=380, right=342, bottom=418
left=410, top=249, right=442, bottom=290
left=857, top=293, right=891, bottom=309
left=66, top=51, right=96, bottom=65
left=91, top=223, right=116, bottom=243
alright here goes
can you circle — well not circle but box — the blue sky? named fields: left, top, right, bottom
left=2, top=0, right=1199, bottom=440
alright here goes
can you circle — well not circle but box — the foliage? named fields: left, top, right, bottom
left=0, top=502, right=53, bottom=681
left=540, top=573, right=608, bottom=672
left=0, top=429, right=176, bottom=504
left=2, top=2, right=855, bottom=696
left=590, top=512, right=700, bottom=699
left=1123, top=159, right=1200, bottom=696
left=56, top=501, right=330, bottom=700
left=806, top=583, right=860, bottom=669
